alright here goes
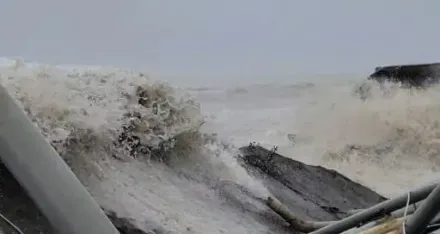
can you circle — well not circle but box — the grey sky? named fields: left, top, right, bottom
left=1, top=0, right=439, bottom=80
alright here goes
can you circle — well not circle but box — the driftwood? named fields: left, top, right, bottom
left=266, top=197, right=333, bottom=232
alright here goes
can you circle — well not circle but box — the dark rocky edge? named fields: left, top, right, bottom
left=354, top=63, right=440, bottom=100
left=0, top=144, right=386, bottom=233
left=368, top=62, right=440, bottom=88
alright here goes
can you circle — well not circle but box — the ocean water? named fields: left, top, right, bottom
left=1, top=58, right=440, bottom=233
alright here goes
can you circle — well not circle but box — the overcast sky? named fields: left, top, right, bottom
left=1, top=0, right=439, bottom=80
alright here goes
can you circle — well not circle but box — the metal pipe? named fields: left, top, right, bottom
left=310, top=183, right=438, bottom=234
left=0, top=85, right=119, bottom=234
left=405, top=183, right=440, bottom=234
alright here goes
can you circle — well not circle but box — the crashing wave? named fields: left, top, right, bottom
left=0, top=59, right=204, bottom=176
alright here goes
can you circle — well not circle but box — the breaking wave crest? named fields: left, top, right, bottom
left=0, top=59, right=205, bottom=176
